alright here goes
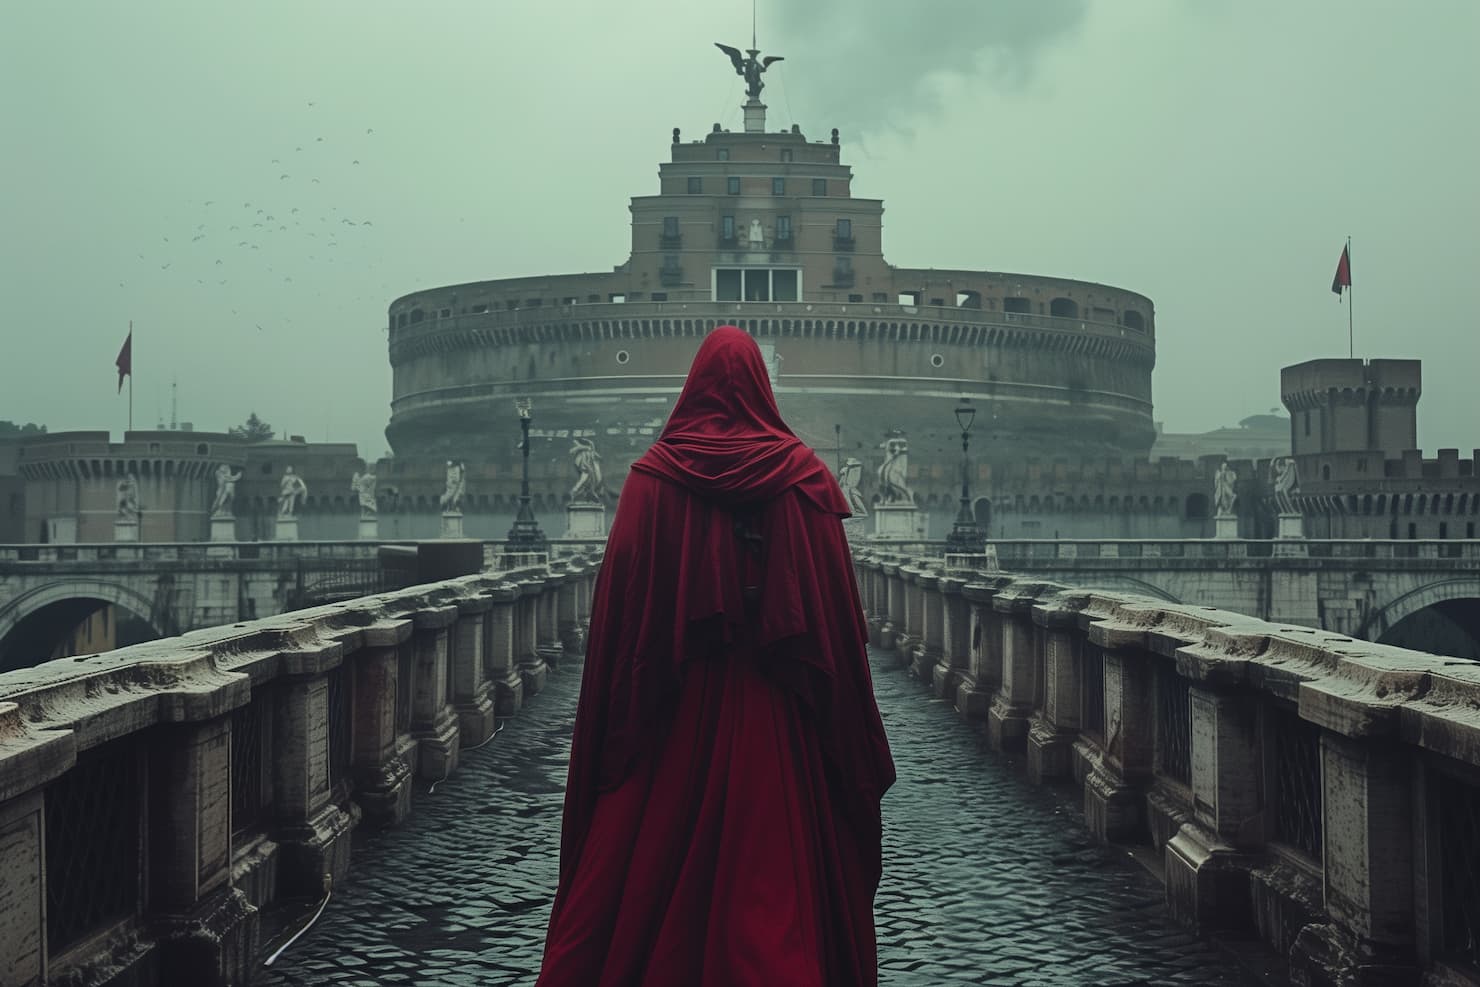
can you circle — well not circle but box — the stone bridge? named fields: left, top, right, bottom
left=0, top=540, right=603, bottom=669
left=5, top=546, right=1480, bottom=985
left=888, top=538, right=1480, bottom=656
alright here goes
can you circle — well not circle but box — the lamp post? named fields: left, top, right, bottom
left=505, top=398, right=549, bottom=552
left=945, top=397, right=986, bottom=552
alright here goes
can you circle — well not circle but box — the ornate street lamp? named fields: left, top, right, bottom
left=505, top=398, right=549, bottom=552
left=945, top=397, right=986, bottom=552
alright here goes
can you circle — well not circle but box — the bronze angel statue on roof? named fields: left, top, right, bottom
left=715, top=43, right=783, bottom=101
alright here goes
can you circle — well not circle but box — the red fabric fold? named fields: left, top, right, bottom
left=539, top=327, right=894, bottom=986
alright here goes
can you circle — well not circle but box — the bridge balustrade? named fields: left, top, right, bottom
left=857, top=548, right=1480, bottom=985
left=0, top=551, right=600, bottom=987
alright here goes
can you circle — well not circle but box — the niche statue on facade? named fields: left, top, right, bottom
left=569, top=438, right=606, bottom=504
left=277, top=467, right=308, bottom=518
left=877, top=431, right=915, bottom=505
left=748, top=218, right=765, bottom=248
left=1213, top=461, right=1238, bottom=517
left=211, top=464, right=243, bottom=518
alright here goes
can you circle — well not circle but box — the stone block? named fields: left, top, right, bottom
left=1025, top=719, right=1075, bottom=784
left=1084, top=765, right=1144, bottom=844
left=274, top=516, right=299, bottom=542
left=872, top=504, right=924, bottom=539
left=564, top=503, right=607, bottom=538
left=0, top=792, right=43, bottom=987
left=440, top=511, right=464, bottom=539
left=1164, top=822, right=1253, bottom=935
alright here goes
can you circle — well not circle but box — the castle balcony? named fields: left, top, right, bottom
left=833, top=233, right=856, bottom=252
left=659, top=232, right=682, bottom=250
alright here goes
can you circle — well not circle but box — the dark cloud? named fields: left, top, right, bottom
left=771, top=0, right=1088, bottom=135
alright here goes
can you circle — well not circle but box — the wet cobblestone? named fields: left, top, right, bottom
left=258, top=650, right=1260, bottom=986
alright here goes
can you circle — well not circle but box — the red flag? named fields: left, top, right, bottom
left=1332, top=245, right=1351, bottom=297
left=115, top=330, right=132, bottom=392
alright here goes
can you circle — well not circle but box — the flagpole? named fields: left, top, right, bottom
left=1346, top=237, right=1354, bottom=359
left=128, top=320, right=134, bottom=433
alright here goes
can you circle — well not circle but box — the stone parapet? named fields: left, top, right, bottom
left=0, top=551, right=598, bottom=987
left=854, top=547, right=1480, bottom=985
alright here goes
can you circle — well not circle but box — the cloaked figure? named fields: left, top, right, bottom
left=538, top=326, right=896, bottom=986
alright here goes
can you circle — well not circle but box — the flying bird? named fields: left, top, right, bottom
left=365, top=128, right=373, bottom=134
left=311, top=178, right=320, bottom=183
left=352, top=159, right=359, bottom=165
left=315, top=136, right=323, bottom=142
left=280, top=173, right=290, bottom=180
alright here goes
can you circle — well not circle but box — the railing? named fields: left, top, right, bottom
left=0, top=549, right=602, bottom=985
left=865, top=537, right=1480, bottom=563
left=857, top=548, right=1480, bottom=984
left=0, top=537, right=611, bottom=565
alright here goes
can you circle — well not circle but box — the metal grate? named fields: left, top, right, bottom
left=1437, top=769, right=1480, bottom=966
left=396, top=640, right=414, bottom=733
left=1271, top=707, right=1323, bottom=860
left=326, top=666, right=351, bottom=787
left=45, top=742, right=141, bottom=954
left=1081, top=644, right=1106, bottom=739
left=231, top=693, right=270, bottom=835
left=1156, top=663, right=1192, bottom=785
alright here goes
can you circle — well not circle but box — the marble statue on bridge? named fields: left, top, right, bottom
left=1214, top=460, right=1238, bottom=517
left=115, top=473, right=140, bottom=522
left=877, top=431, right=915, bottom=505
left=211, top=464, right=242, bottom=518
left=277, top=467, right=308, bottom=518
left=440, top=460, right=466, bottom=514
left=1272, top=456, right=1300, bottom=516
left=838, top=456, right=869, bottom=517
left=351, top=468, right=378, bottom=518
left=568, top=438, right=605, bottom=504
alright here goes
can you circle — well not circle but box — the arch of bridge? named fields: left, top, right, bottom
left=0, top=576, right=161, bottom=645
left=1359, top=575, right=1480, bottom=641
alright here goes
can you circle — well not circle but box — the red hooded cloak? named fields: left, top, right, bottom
left=537, top=327, right=895, bottom=986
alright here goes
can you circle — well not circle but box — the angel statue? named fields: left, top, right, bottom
left=1213, top=461, right=1237, bottom=517
left=277, top=467, right=308, bottom=518
left=350, top=467, right=378, bottom=518
left=569, top=437, right=606, bottom=504
left=715, top=43, right=784, bottom=101
left=211, top=464, right=243, bottom=518
left=877, top=431, right=915, bottom=506
left=440, top=460, right=466, bottom=514
left=1271, top=457, right=1300, bottom=516
left=836, top=457, right=869, bottom=518
left=116, top=473, right=140, bottom=523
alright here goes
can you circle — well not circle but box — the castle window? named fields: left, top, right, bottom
left=1123, top=310, right=1146, bottom=331
left=439, top=307, right=451, bottom=318
left=812, top=178, right=827, bottom=196
left=1003, top=297, right=1031, bottom=314
left=721, top=214, right=736, bottom=241
left=716, top=148, right=730, bottom=161
left=772, top=177, right=785, bottom=196
left=651, top=292, right=668, bottom=302
left=727, top=177, right=741, bottom=196
left=744, top=270, right=770, bottom=301
left=1049, top=297, right=1079, bottom=318
left=716, top=269, right=742, bottom=301
left=687, top=177, right=703, bottom=194
left=897, top=289, right=920, bottom=306
left=956, top=290, right=982, bottom=309
left=848, top=294, right=864, bottom=303
left=835, top=218, right=852, bottom=239
left=773, top=269, right=798, bottom=301
left=662, top=216, right=679, bottom=239
left=608, top=293, right=626, bottom=303
left=776, top=215, right=792, bottom=243
left=410, top=308, right=424, bottom=323
left=872, top=292, right=889, bottom=303
left=781, top=149, right=793, bottom=162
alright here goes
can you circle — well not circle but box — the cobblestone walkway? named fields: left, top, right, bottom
left=259, top=650, right=1259, bottom=986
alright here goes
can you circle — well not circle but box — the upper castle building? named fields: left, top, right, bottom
left=385, top=56, right=1158, bottom=485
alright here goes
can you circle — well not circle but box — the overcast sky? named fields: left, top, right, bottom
left=3, top=0, right=1476, bottom=458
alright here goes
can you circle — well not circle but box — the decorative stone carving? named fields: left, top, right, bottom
left=837, top=457, right=869, bottom=517
left=1213, top=461, right=1237, bottom=517
left=351, top=468, right=378, bottom=518
left=116, top=473, right=140, bottom=522
left=277, top=466, right=307, bottom=518
left=440, top=460, right=466, bottom=514
left=568, top=438, right=605, bottom=504
left=877, top=430, right=915, bottom=506
left=211, top=465, right=242, bottom=518
left=1271, top=456, right=1300, bottom=516
left=748, top=218, right=764, bottom=248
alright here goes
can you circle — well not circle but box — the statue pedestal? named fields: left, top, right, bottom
left=743, top=99, right=767, bottom=134
left=274, top=517, right=300, bottom=542
left=114, top=520, right=139, bottom=543
left=1214, top=514, right=1239, bottom=540
left=210, top=516, right=236, bottom=543
left=564, top=503, right=606, bottom=539
left=873, top=504, right=925, bottom=540
left=440, top=512, right=464, bottom=540
left=1277, top=512, right=1305, bottom=540
left=358, top=517, right=380, bottom=541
